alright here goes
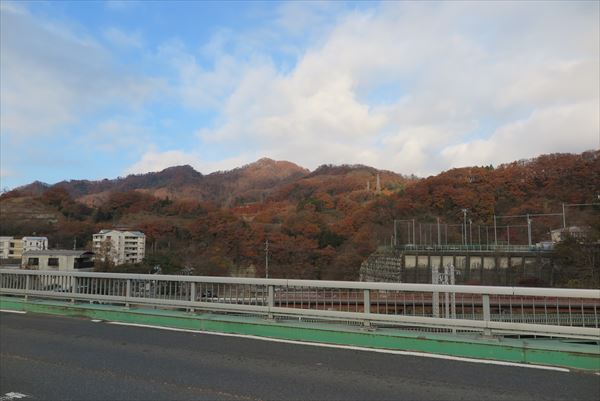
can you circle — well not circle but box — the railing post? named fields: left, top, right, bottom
left=363, top=289, right=371, bottom=327
left=71, top=276, right=77, bottom=304
left=125, top=279, right=131, bottom=309
left=432, top=266, right=439, bottom=317
left=189, top=282, right=196, bottom=313
left=267, top=285, right=274, bottom=320
left=25, top=274, right=30, bottom=302
left=482, top=294, right=491, bottom=336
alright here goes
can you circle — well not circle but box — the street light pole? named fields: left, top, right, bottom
left=265, top=239, right=269, bottom=279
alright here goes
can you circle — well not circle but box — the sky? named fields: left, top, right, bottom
left=1, top=0, right=598, bottom=189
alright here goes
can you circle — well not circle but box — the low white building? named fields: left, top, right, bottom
left=22, top=236, right=48, bottom=252
left=22, top=250, right=95, bottom=271
left=93, top=229, right=146, bottom=265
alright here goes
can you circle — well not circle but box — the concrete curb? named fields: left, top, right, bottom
left=2, top=296, right=598, bottom=372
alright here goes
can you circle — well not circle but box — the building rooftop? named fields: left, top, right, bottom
left=22, top=250, right=94, bottom=257
left=96, top=229, right=145, bottom=237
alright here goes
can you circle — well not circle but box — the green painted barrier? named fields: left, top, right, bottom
left=1, top=296, right=598, bottom=372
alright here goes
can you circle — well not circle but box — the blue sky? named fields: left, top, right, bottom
left=1, top=0, right=598, bottom=190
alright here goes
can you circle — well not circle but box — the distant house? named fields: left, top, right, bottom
left=22, top=236, right=48, bottom=251
left=0, top=236, right=48, bottom=260
left=550, top=226, right=589, bottom=243
left=22, top=250, right=95, bottom=271
left=93, top=229, right=146, bottom=265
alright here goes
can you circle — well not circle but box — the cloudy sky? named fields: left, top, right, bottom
left=1, top=1, right=598, bottom=189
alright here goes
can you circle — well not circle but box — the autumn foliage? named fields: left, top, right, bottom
left=1, top=152, right=598, bottom=280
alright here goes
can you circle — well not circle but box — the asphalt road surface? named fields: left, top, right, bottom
left=1, top=312, right=598, bottom=401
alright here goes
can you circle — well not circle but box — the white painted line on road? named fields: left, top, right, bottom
left=91, top=319, right=102, bottom=322
left=106, top=321, right=571, bottom=373
left=0, top=310, right=26, bottom=314
left=0, top=392, right=29, bottom=401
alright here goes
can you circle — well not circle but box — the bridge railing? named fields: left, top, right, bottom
left=1, top=269, right=598, bottom=340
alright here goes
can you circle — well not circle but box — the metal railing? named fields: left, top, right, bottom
left=1, top=269, right=598, bottom=340
left=394, top=244, right=553, bottom=253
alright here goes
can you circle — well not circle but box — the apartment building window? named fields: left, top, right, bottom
left=27, top=258, right=39, bottom=266
left=48, top=258, right=59, bottom=266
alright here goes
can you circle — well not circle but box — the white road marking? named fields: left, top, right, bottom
left=0, top=392, right=29, bottom=401
left=91, top=319, right=102, bottom=322
left=0, top=310, right=26, bottom=314
left=106, top=321, right=572, bottom=373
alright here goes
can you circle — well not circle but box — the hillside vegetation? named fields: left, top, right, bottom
left=1, top=152, right=598, bottom=283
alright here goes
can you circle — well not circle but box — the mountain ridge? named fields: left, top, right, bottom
left=11, top=157, right=408, bottom=206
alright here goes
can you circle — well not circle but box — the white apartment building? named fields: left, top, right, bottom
left=0, top=236, right=47, bottom=259
left=93, top=229, right=146, bottom=265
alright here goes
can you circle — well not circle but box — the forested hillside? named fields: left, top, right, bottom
left=1, top=151, right=598, bottom=281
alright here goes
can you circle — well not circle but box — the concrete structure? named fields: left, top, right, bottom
left=93, top=229, right=146, bottom=265
left=21, top=250, right=95, bottom=271
left=360, top=246, right=557, bottom=286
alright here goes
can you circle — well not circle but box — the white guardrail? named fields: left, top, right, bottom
left=1, top=269, right=599, bottom=340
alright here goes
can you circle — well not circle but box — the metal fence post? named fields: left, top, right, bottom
left=25, top=274, right=30, bottom=302
left=363, top=289, right=371, bottom=327
left=267, top=285, right=274, bottom=320
left=126, top=279, right=131, bottom=309
left=71, top=276, right=77, bottom=304
left=482, top=294, right=491, bottom=336
left=432, top=265, right=440, bottom=318
left=189, top=282, right=196, bottom=313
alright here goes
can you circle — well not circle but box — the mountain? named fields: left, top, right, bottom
left=12, top=158, right=310, bottom=207
left=2, top=151, right=598, bottom=284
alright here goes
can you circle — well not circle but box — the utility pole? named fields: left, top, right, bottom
left=493, top=214, right=497, bottom=246
left=445, top=224, right=448, bottom=245
left=461, top=209, right=468, bottom=246
left=73, top=237, right=77, bottom=250
left=265, top=239, right=269, bottom=279
left=437, top=218, right=441, bottom=246
left=527, top=214, right=532, bottom=247
left=412, top=219, right=416, bottom=246
left=393, top=220, right=397, bottom=247
left=469, top=219, right=472, bottom=245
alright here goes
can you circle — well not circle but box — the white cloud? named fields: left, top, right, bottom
left=175, top=1, right=599, bottom=175
left=124, top=147, right=255, bottom=175
left=104, top=27, right=143, bottom=48
left=0, top=3, right=160, bottom=138
left=83, top=117, right=152, bottom=152
left=441, top=101, right=600, bottom=167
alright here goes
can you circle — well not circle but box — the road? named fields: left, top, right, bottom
left=0, top=312, right=598, bottom=401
